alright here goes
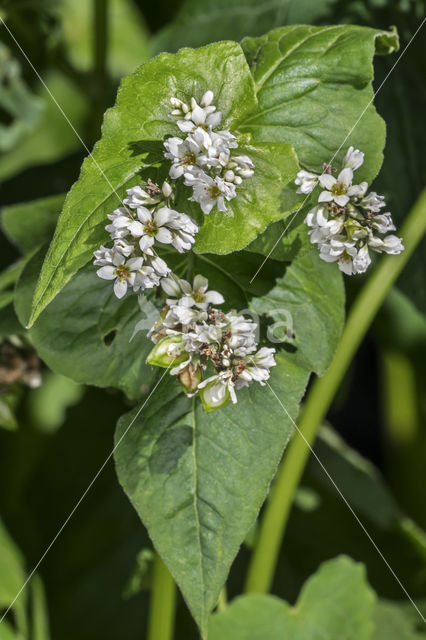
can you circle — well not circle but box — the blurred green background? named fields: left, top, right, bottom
left=0, top=1, right=425, bottom=638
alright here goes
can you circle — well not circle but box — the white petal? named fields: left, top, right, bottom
left=136, top=207, right=152, bottom=223
left=337, top=167, right=353, bottom=187
left=128, top=221, right=144, bottom=236
left=114, top=279, right=128, bottom=298
left=318, top=191, right=333, bottom=202
left=139, top=235, right=155, bottom=251
left=154, top=206, right=175, bottom=227
left=97, top=266, right=116, bottom=280
left=334, top=195, right=349, bottom=206
left=204, top=291, right=225, bottom=305
left=156, top=227, right=173, bottom=244
left=318, top=174, right=336, bottom=189
left=193, top=274, right=208, bottom=291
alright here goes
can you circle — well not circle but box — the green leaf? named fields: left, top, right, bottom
left=31, top=575, right=51, bottom=640
left=152, top=0, right=337, bottom=54
left=251, top=248, right=345, bottom=375
left=165, top=246, right=289, bottom=311
left=1, top=194, right=65, bottom=254
left=0, top=620, right=16, bottom=640
left=240, top=25, right=399, bottom=183
left=0, top=71, right=88, bottom=182
left=59, top=0, right=150, bottom=77
left=27, top=41, right=258, bottom=327
left=188, top=142, right=300, bottom=254
left=373, top=600, right=426, bottom=640
left=274, top=426, right=426, bottom=602
left=0, top=517, right=26, bottom=612
left=209, top=556, right=375, bottom=639
left=114, top=351, right=310, bottom=634
left=0, top=42, right=44, bottom=153
left=15, top=248, right=156, bottom=399
left=0, top=395, right=18, bottom=431
left=245, top=211, right=312, bottom=262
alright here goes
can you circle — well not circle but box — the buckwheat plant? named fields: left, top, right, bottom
left=146, top=274, right=276, bottom=411
left=92, top=90, right=271, bottom=411
left=296, top=147, right=404, bottom=275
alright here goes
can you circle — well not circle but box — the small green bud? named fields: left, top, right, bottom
left=146, top=335, right=188, bottom=368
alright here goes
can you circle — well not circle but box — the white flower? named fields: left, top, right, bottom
left=93, top=245, right=113, bottom=266
left=236, top=347, right=276, bottom=387
left=319, top=237, right=358, bottom=275
left=162, top=274, right=224, bottom=311
left=128, top=206, right=197, bottom=253
left=360, top=191, right=386, bottom=212
left=352, top=244, right=371, bottom=274
left=143, top=249, right=171, bottom=277
left=176, top=94, right=222, bottom=134
left=295, top=169, right=318, bottom=194
left=231, top=154, right=255, bottom=179
left=305, top=206, right=344, bottom=244
left=368, top=234, right=404, bottom=254
left=370, top=212, right=395, bottom=233
left=164, top=130, right=210, bottom=179
left=225, top=312, right=258, bottom=356
left=185, top=169, right=236, bottom=214
left=96, top=255, right=144, bottom=298
left=342, top=146, right=364, bottom=170
left=105, top=207, right=133, bottom=239
left=198, top=370, right=237, bottom=409
left=318, top=168, right=367, bottom=207
left=123, top=185, right=160, bottom=208
left=93, top=239, right=134, bottom=267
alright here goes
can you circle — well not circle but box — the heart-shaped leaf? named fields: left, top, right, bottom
left=209, top=556, right=376, bottom=639
left=114, top=351, right=310, bottom=635
left=27, top=41, right=259, bottom=327
left=250, top=248, right=345, bottom=376
left=15, top=249, right=156, bottom=399
left=240, top=25, right=399, bottom=183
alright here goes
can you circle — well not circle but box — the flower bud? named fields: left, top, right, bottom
left=146, top=335, right=188, bottom=368
left=224, top=170, right=235, bottom=182
left=201, top=90, right=214, bottom=107
left=178, top=363, right=202, bottom=394
left=162, top=181, right=173, bottom=198
left=199, top=380, right=231, bottom=413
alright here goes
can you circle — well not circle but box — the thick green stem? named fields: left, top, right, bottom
left=245, top=186, right=426, bottom=594
left=147, top=554, right=176, bottom=640
left=381, top=349, right=426, bottom=526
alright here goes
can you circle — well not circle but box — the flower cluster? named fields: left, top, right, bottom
left=164, top=91, right=254, bottom=214
left=146, top=274, right=276, bottom=412
left=94, top=180, right=198, bottom=298
left=295, top=147, right=404, bottom=275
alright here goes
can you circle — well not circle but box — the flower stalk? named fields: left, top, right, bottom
left=147, top=554, right=176, bottom=640
left=244, top=185, right=426, bottom=594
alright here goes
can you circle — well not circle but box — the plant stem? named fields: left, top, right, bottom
left=147, top=554, right=177, bottom=640
left=245, top=186, right=426, bottom=594
left=217, top=587, right=227, bottom=612
left=93, top=0, right=108, bottom=82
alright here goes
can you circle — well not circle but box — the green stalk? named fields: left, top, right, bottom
left=245, top=186, right=426, bottom=594
left=147, top=554, right=177, bottom=640
left=93, top=0, right=108, bottom=82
